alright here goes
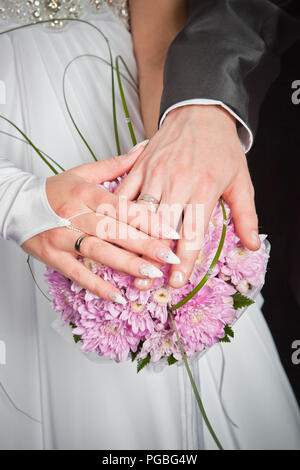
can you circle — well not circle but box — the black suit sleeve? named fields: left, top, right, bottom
left=160, top=0, right=300, bottom=137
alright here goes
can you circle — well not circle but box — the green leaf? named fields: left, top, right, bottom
left=232, top=291, right=254, bottom=310
left=219, top=324, right=234, bottom=343
left=219, top=335, right=231, bottom=343
left=137, top=353, right=151, bottom=373
left=73, top=334, right=81, bottom=344
left=224, top=324, right=234, bottom=338
left=167, top=354, right=178, bottom=366
left=70, top=322, right=81, bottom=344
left=131, top=340, right=143, bottom=362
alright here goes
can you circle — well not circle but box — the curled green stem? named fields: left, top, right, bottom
left=170, top=198, right=227, bottom=311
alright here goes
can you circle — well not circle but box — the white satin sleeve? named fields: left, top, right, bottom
left=0, top=158, right=70, bottom=246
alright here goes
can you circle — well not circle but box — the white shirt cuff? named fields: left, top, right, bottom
left=159, top=99, right=253, bottom=153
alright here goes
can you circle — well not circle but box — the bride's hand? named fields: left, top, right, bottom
left=22, top=144, right=180, bottom=304
left=115, top=105, right=260, bottom=290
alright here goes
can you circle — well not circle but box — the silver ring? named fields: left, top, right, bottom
left=74, top=234, right=88, bottom=253
left=137, top=193, right=160, bottom=205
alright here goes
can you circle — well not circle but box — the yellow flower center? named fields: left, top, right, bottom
left=192, top=312, right=203, bottom=323
left=107, top=326, right=118, bottom=334
left=154, top=288, right=170, bottom=304
left=237, top=249, right=246, bottom=256
left=131, top=301, right=145, bottom=313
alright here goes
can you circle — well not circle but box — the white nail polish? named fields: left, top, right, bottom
left=135, top=278, right=151, bottom=289
left=155, top=248, right=180, bottom=264
left=128, top=139, right=149, bottom=154
left=110, top=292, right=127, bottom=305
left=170, top=270, right=185, bottom=288
left=159, top=224, right=180, bottom=240
left=139, top=263, right=163, bottom=278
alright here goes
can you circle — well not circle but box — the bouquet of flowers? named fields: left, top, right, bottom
left=45, top=187, right=269, bottom=370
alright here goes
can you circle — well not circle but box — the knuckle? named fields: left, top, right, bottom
left=128, top=256, right=139, bottom=274
left=70, top=182, right=89, bottom=201
left=55, top=202, right=73, bottom=219
left=196, top=173, right=217, bottom=196
left=84, top=239, right=101, bottom=260
left=147, top=159, right=166, bottom=180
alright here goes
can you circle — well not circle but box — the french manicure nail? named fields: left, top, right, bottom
left=251, top=230, right=261, bottom=249
left=155, top=248, right=180, bottom=264
left=135, top=278, right=151, bottom=289
left=159, top=224, right=180, bottom=240
left=128, top=139, right=149, bottom=154
left=170, top=270, right=185, bottom=288
left=110, top=292, right=127, bottom=305
left=139, top=263, right=163, bottom=278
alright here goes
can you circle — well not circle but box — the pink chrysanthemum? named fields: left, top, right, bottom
left=173, top=279, right=236, bottom=355
left=220, top=235, right=268, bottom=287
left=76, top=318, right=140, bottom=363
left=120, top=302, right=156, bottom=335
left=138, top=330, right=181, bottom=362
left=45, top=268, right=83, bottom=324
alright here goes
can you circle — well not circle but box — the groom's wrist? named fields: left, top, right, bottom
left=160, top=99, right=253, bottom=153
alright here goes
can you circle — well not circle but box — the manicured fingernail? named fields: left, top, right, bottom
left=170, top=270, right=185, bottom=288
left=251, top=230, right=261, bottom=249
left=159, top=224, right=180, bottom=240
left=128, top=139, right=149, bottom=154
left=155, top=248, right=180, bottom=264
left=110, top=292, right=127, bottom=305
left=135, top=278, right=151, bottom=289
left=139, top=263, right=163, bottom=278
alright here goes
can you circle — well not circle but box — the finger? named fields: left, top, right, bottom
left=133, top=195, right=176, bottom=290
left=78, top=186, right=180, bottom=240
left=68, top=140, right=148, bottom=184
left=133, top=255, right=162, bottom=290
left=63, top=232, right=164, bottom=280
left=51, top=216, right=180, bottom=266
left=223, top=176, right=259, bottom=251
left=114, top=168, right=144, bottom=201
left=137, top=199, right=160, bottom=213
left=50, top=250, right=127, bottom=304
left=132, top=198, right=165, bottom=290
left=168, top=194, right=218, bottom=288
left=135, top=174, right=162, bottom=212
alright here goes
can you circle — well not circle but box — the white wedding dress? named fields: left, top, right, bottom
left=0, top=1, right=299, bottom=450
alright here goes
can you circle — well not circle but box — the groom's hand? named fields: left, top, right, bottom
left=115, top=104, right=260, bottom=289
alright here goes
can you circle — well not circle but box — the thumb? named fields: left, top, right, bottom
left=70, top=140, right=149, bottom=183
